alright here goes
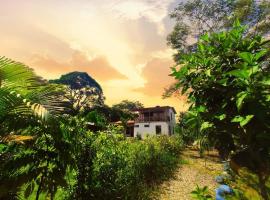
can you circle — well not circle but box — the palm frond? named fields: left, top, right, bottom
left=0, top=56, right=38, bottom=92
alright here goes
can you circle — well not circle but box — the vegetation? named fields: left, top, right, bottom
left=171, top=21, right=270, bottom=199
left=168, top=0, right=270, bottom=57
left=1, top=1, right=270, bottom=199
left=112, top=99, right=144, bottom=111
left=164, top=0, right=270, bottom=98
left=191, top=185, right=212, bottom=200
left=0, top=57, right=183, bottom=199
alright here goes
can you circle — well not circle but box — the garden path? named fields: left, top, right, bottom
left=157, top=148, right=223, bottom=200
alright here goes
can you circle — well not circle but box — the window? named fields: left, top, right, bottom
left=156, top=125, right=161, bottom=135
left=144, top=124, right=149, bottom=127
left=135, top=125, right=139, bottom=127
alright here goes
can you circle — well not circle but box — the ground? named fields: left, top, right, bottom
left=157, top=148, right=223, bottom=200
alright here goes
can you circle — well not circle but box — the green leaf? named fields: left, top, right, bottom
left=254, top=50, right=267, bottom=61
left=248, top=65, right=259, bottom=76
left=260, top=78, right=270, bottom=86
left=200, top=34, right=209, bottom=42
left=218, top=78, right=228, bottom=86
left=215, top=114, right=226, bottom=120
left=240, top=115, right=254, bottom=127
left=200, top=122, right=213, bottom=131
left=236, top=91, right=248, bottom=110
left=205, top=69, right=211, bottom=76
left=231, top=115, right=244, bottom=123
left=233, top=19, right=241, bottom=27
left=0, top=143, right=7, bottom=153
left=231, top=115, right=254, bottom=127
left=198, top=43, right=205, bottom=52
left=239, top=52, right=254, bottom=64
left=24, top=182, right=34, bottom=198
left=227, top=69, right=250, bottom=79
left=196, top=105, right=207, bottom=113
left=176, top=65, right=188, bottom=79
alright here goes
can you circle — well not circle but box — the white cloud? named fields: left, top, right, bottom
left=110, top=0, right=175, bottom=35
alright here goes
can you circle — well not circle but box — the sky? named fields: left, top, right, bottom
left=0, top=0, right=188, bottom=113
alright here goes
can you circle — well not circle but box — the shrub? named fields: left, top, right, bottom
left=71, top=131, right=183, bottom=199
left=191, top=185, right=212, bottom=200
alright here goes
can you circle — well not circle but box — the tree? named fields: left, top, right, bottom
left=112, top=100, right=144, bottom=111
left=170, top=22, right=270, bottom=199
left=50, top=72, right=104, bottom=115
left=165, top=0, right=270, bottom=98
left=168, top=0, right=270, bottom=58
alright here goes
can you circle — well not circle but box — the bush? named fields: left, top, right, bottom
left=70, top=131, right=183, bottom=199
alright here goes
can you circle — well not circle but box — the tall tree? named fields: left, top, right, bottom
left=170, top=22, right=270, bottom=199
left=165, top=0, right=270, bottom=98
left=112, top=100, right=144, bottom=111
left=168, top=0, right=270, bottom=58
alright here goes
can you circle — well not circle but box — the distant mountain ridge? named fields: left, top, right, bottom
left=49, top=71, right=102, bottom=92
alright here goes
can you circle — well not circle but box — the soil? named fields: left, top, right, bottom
left=157, top=147, right=223, bottom=200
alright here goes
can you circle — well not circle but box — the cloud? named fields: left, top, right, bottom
left=110, top=0, right=175, bottom=35
left=135, top=57, right=174, bottom=96
left=0, top=0, right=188, bottom=112
left=28, top=51, right=127, bottom=81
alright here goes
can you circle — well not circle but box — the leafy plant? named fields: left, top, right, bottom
left=191, top=185, right=212, bottom=200
left=171, top=21, right=270, bottom=199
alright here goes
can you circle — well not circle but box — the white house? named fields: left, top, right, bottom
left=127, top=106, right=176, bottom=138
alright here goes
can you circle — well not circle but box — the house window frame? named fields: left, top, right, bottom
left=155, top=125, right=161, bottom=135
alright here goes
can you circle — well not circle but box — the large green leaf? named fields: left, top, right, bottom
left=227, top=69, right=250, bottom=79
left=200, top=121, right=213, bottom=131
left=254, top=50, right=268, bottom=61
left=239, top=52, right=254, bottom=64
left=231, top=115, right=254, bottom=127
left=236, top=91, right=248, bottom=110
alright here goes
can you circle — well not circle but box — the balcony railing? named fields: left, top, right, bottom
left=135, top=115, right=170, bottom=122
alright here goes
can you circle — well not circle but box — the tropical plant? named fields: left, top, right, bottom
left=0, top=57, right=76, bottom=199
left=171, top=21, right=270, bottom=199
left=191, top=185, right=212, bottom=200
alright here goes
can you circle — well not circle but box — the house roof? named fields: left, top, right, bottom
left=133, top=106, right=176, bottom=114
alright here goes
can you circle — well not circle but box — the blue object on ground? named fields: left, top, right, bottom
left=216, top=184, right=233, bottom=200
left=215, top=175, right=224, bottom=183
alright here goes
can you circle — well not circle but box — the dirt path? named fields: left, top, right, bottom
left=157, top=148, right=223, bottom=200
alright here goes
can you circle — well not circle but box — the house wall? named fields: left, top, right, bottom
left=168, top=108, right=176, bottom=135
left=134, top=122, right=169, bottom=138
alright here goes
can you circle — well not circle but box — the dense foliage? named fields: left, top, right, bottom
left=50, top=71, right=104, bottom=114
left=112, top=100, right=144, bottom=110
left=69, top=130, right=183, bottom=200
left=0, top=57, right=183, bottom=199
left=49, top=71, right=102, bottom=92
left=164, top=0, right=270, bottom=98
left=171, top=22, right=270, bottom=199
left=168, top=0, right=270, bottom=57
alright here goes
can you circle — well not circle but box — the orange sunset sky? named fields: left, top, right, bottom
left=0, top=0, right=188, bottom=113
